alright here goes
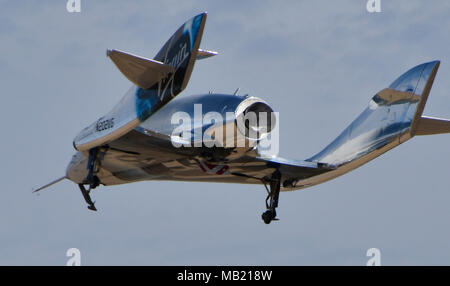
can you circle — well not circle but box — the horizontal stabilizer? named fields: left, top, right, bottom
left=107, top=49, right=175, bottom=89
left=197, top=49, right=217, bottom=60
left=415, top=116, right=450, bottom=136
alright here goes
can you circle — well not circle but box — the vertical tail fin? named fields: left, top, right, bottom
left=153, top=12, right=206, bottom=96
left=73, top=13, right=208, bottom=151
left=308, top=61, right=440, bottom=166
left=135, top=12, right=207, bottom=121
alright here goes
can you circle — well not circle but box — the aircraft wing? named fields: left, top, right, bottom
left=227, top=156, right=336, bottom=189
left=88, top=128, right=334, bottom=189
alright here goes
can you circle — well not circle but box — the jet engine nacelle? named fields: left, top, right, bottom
left=235, top=97, right=276, bottom=141
left=140, top=93, right=276, bottom=160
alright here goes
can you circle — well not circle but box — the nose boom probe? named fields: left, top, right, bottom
left=32, top=176, right=67, bottom=193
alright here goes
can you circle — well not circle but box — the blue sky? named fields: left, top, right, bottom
left=2, top=0, right=450, bottom=265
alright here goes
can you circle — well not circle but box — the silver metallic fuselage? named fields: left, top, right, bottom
left=66, top=93, right=275, bottom=185
left=66, top=61, right=440, bottom=191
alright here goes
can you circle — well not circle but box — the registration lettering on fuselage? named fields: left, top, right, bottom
left=96, top=118, right=114, bottom=132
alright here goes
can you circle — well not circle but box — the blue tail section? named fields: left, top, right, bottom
left=136, top=12, right=207, bottom=121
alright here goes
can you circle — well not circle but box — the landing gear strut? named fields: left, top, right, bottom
left=78, top=184, right=97, bottom=211
left=261, top=170, right=281, bottom=224
left=79, top=148, right=101, bottom=211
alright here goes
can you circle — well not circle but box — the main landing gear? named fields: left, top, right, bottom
left=261, top=170, right=281, bottom=224
left=78, top=148, right=101, bottom=211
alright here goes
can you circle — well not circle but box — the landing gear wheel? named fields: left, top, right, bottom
left=262, top=210, right=276, bottom=224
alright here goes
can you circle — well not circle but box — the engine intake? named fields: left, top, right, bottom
left=235, top=97, right=276, bottom=140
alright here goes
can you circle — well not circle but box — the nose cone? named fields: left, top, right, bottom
left=66, top=152, right=89, bottom=184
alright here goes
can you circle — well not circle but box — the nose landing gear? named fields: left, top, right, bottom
left=78, top=184, right=97, bottom=211
left=78, top=147, right=101, bottom=211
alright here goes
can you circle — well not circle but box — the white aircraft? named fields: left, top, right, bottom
left=35, top=12, right=450, bottom=224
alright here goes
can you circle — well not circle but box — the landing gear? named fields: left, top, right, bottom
left=261, top=170, right=281, bottom=224
left=79, top=147, right=101, bottom=211
left=86, top=148, right=100, bottom=190
left=78, top=184, right=97, bottom=211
